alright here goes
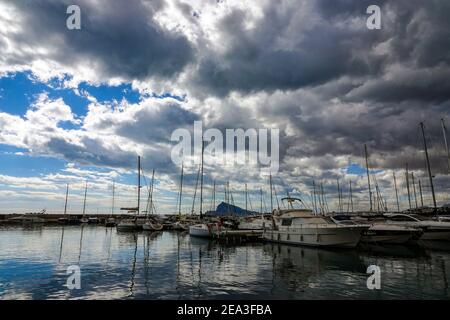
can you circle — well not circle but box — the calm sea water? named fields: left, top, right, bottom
left=0, top=225, right=449, bottom=300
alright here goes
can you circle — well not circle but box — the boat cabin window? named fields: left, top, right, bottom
left=281, top=219, right=292, bottom=226
left=292, top=217, right=329, bottom=225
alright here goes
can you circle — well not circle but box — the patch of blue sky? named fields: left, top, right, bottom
left=346, top=162, right=383, bottom=175
left=0, top=71, right=89, bottom=118
left=0, top=72, right=49, bottom=116
left=78, top=82, right=141, bottom=104
left=0, top=147, right=66, bottom=177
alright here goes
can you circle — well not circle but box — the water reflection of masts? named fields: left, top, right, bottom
left=144, top=234, right=150, bottom=294
left=58, top=184, right=70, bottom=263
left=176, top=232, right=181, bottom=298
left=58, top=226, right=65, bottom=263
left=128, top=233, right=138, bottom=297
left=78, top=224, right=85, bottom=263
left=106, top=227, right=113, bottom=263
left=196, top=246, right=203, bottom=297
left=78, top=182, right=88, bottom=263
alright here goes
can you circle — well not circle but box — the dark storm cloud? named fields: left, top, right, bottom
left=2, top=0, right=450, bottom=195
left=115, top=102, right=200, bottom=144
left=45, top=136, right=137, bottom=168
left=192, top=10, right=369, bottom=95
left=190, top=0, right=450, bottom=106
left=6, top=0, right=194, bottom=80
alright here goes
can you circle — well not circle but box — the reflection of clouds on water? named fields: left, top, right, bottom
left=359, top=246, right=450, bottom=299
left=1, top=226, right=450, bottom=299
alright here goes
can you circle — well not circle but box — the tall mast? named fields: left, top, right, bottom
left=364, top=144, right=373, bottom=212
left=312, top=180, right=317, bottom=214
left=137, top=156, right=141, bottom=216
left=191, top=166, right=200, bottom=214
left=269, top=173, right=273, bottom=213
left=212, top=180, right=216, bottom=212
left=111, top=181, right=115, bottom=216
left=393, top=172, right=400, bottom=212
left=411, top=172, right=418, bottom=209
left=405, top=164, right=412, bottom=210
left=273, top=183, right=280, bottom=210
left=63, top=183, right=69, bottom=215
left=349, top=180, right=354, bottom=213
left=337, top=179, right=342, bottom=213
left=199, top=141, right=204, bottom=219
left=321, top=183, right=328, bottom=213
left=245, top=183, right=248, bottom=213
left=149, top=169, right=155, bottom=216
left=260, top=188, right=263, bottom=213
left=178, top=164, right=184, bottom=216
left=420, top=122, right=437, bottom=209
left=82, top=180, right=87, bottom=216
left=442, top=118, right=450, bottom=174
left=226, top=182, right=231, bottom=215
left=418, top=180, right=424, bottom=208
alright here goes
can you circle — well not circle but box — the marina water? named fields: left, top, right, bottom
left=1, top=225, right=449, bottom=299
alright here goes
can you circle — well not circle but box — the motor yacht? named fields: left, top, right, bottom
left=263, top=209, right=369, bottom=248
left=384, top=213, right=450, bottom=241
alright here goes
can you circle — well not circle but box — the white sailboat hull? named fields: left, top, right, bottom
left=189, top=224, right=211, bottom=238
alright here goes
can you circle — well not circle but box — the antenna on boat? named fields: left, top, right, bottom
left=420, top=122, right=437, bottom=210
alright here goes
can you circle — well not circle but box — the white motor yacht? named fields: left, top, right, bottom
left=384, top=213, right=450, bottom=241
left=332, top=215, right=422, bottom=244
left=263, top=209, right=369, bottom=248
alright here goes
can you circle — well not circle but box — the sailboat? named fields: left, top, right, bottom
left=172, top=164, right=189, bottom=231
left=143, top=169, right=164, bottom=231
left=80, top=181, right=89, bottom=224
left=117, top=156, right=142, bottom=232
left=58, top=184, right=70, bottom=224
left=189, top=141, right=213, bottom=238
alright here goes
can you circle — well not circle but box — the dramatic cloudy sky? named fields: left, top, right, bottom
left=0, top=0, right=449, bottom=214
